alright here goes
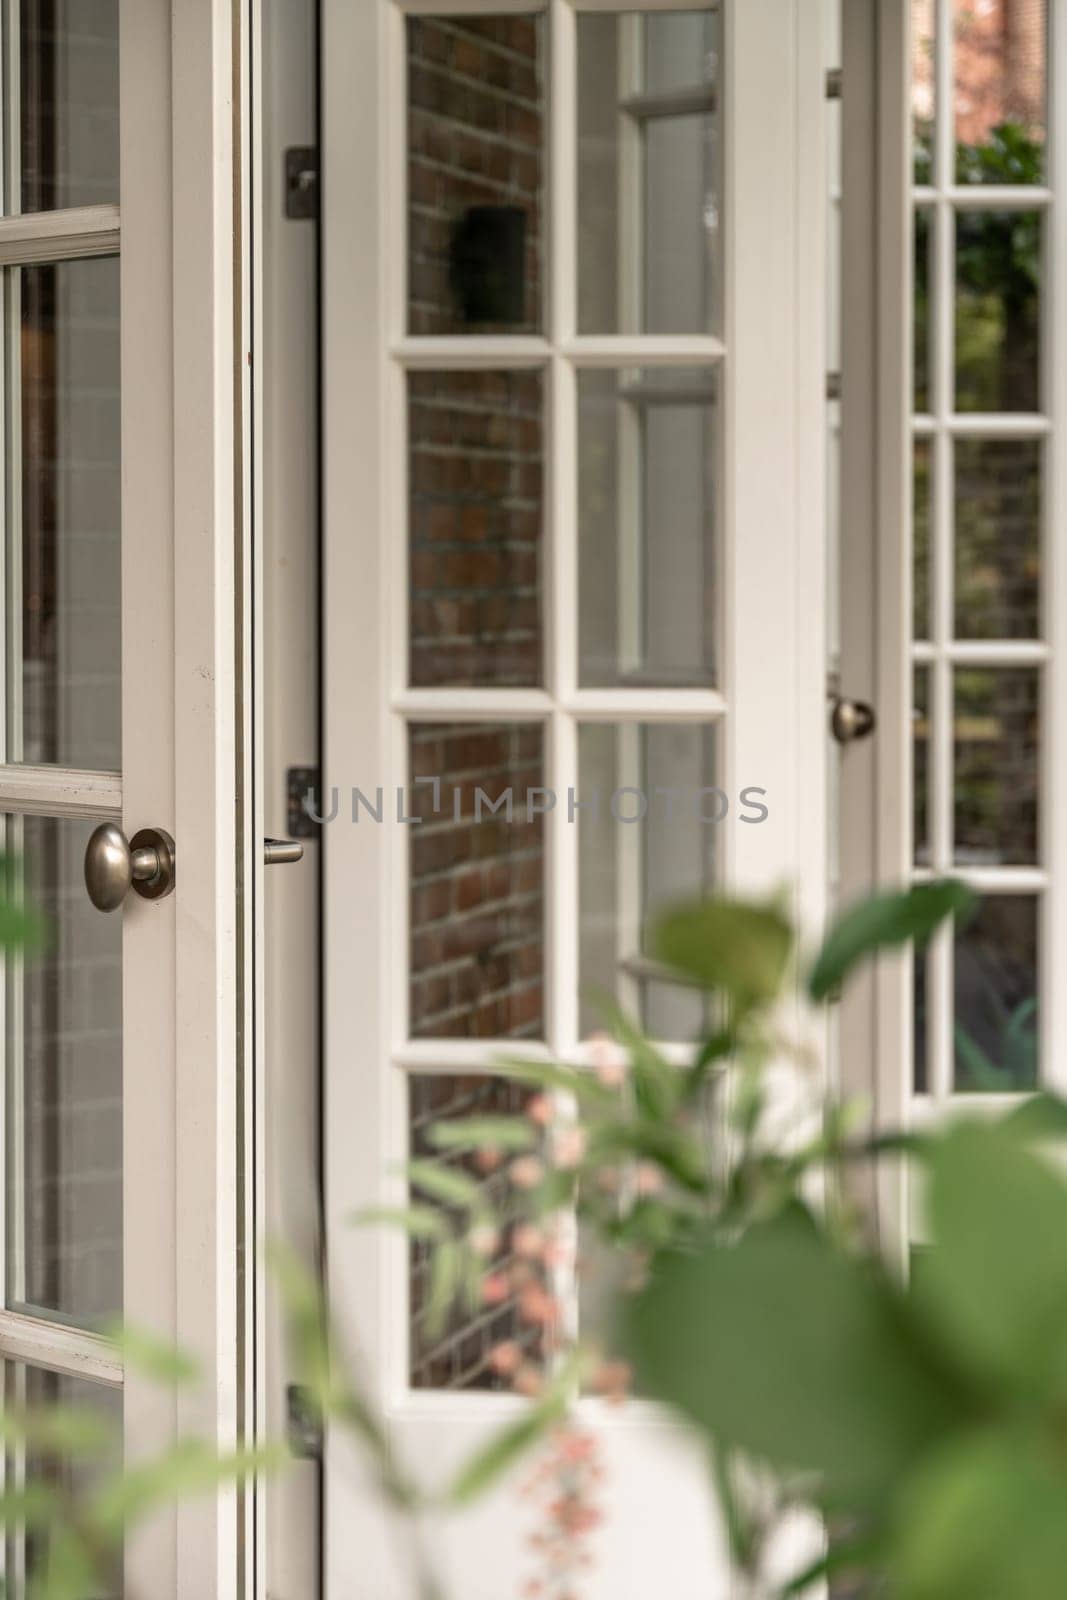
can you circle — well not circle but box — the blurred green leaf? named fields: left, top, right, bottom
left=652, top=898, right=794, bottom=1012
left=424, top=1117, right=536, bottom=1154
left=446, top=1354, right=579, bottom=1506
left=103, top=1323, right=199, bottom=1387
left=889, top=1428, right=1067, bottom=1600
left=915, top=1122, right=1067, bottom=1399
left=406, top=1159, right=485, bottom=1213
left=1000, top=1091, right=1067, bottom=1142
left=350, top=1204, right=449, bottom=1240
left=425, top=1238, right=462, bottom=1340
left=624, top=1208, right=970, bottom=1506
left=807, top=880, right=974, bottom=1002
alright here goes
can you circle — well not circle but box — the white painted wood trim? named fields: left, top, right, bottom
left=170, top=0, right=246, bottom=1594
left=0, top=1310, right=123, bottom=1388
left=121, top=0, right=179, bottom=1593
left=0, top=204, right=119, bottom=264
left=0, top=766, right=121, bottom=818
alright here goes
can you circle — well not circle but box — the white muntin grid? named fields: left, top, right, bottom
left=380, top=0, right=726, bottom=1389
left=909, top=0, right=1067, bottom=1112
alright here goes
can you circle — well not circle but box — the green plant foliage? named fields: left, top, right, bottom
left=625, top=1115, right=1067, bottom=1599
left=650, top=897, right=794, bottom=1013
left=807, top=879, right=974, bottom=1002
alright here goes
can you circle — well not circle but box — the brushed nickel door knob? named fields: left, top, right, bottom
left=84, top=822, right=176, bottom=912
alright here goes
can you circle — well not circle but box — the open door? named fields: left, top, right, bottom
left=322, top=1, right=827, bottom=1594
left=0, top=3, right=256, bottom=1595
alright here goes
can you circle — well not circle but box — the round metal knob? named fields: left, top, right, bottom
left=84, top=823, right=176, bottom=912
left=830, top=696, right=877, bottom=745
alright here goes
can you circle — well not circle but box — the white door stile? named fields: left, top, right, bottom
left=171, top=0, right=248, bottom=1595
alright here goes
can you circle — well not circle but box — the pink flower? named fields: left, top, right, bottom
left=526, top=1093, right=553, bottom=1126
left=592, top=1360, right=632, bottom=1404
left=510, top=1156, right=545, bottom=1190
left=634, top=1161, right=664, bottom=1197
left=469, top=1222, right=499, bottom=1257
left=514, top=1364, right=545, bottom=1398
left=474, top=1146, right=503, bottom=1174
left=513, top=1223, right=545, bottom=1259
left=552, top=1126, right=587, bottom=1170
left=488, top=1340, right=522, bottom=1376
left=481, top=1272, right=509, bottom=1306
left=589, top=1031, right=627, bottom=1088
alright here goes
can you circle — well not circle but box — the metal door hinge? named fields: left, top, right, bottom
left=287, top=766, right=321, bottom=839
left=285, top=147, right=319, bottom=219
left=826, top=67, right=842, bottom=100
left=286, top=1384, right=323, bottom=1461
left=826, top=370, right=841, bottom=402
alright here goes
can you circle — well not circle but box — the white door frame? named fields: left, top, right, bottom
left=321, top=2, right=826, bottom=1594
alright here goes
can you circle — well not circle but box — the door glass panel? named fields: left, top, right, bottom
left=5, top=813, right=122, bottom=1326
left=953, top=668, right=1039, bottom=865
left=914, top=208, right=932, bottom=411
left=17, top=0, right=120, bottom=214
left=578, top=367, right=718, bottom=688
left=954, top=895, right=1039, bottom=1091
left=954, top=0, right=1046, bottom=185
left=407, top=15, right=545, bottom=336
left=912, top=0, right=935, bottom=183
left=577, top=722, right=718, bottom=1040
left=409, top=723, right=545, bottom=1040
left=955, top=209, right=1041, bottom=413
left=12, top=255, right=121, bottom=769
left=577, top=10, right=720, bottom=335
left=409, top=1073, right=545, bottom=1391
left=914, top=437, right=932, bottom=639
left=954, top=437, right=1041, bottom=639
left=4, top=1361, right=122, bottom=1596
left=409, top=370, right=543, bottom=688
left=914, top=666, right=930, bottom=867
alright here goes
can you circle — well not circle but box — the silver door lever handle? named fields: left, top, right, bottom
left=264, top=838, right=304, bottom=866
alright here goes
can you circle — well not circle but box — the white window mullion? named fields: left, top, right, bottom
left=1043, top=0, right=1067, bottom=1095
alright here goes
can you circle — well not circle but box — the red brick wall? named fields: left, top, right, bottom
left=406, top=16, right=546, bottom=1059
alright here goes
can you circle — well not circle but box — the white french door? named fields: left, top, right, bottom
left=0, top=3, right=254, bottom=1597
left=322, top=2, right=826, bottom=1596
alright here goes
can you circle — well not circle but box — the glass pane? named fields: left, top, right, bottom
left=914, top=436, right=932, bottom=638
left=955, top=0, right=1046, bottom=184
left=955, top=209, right=1041, bottom=412
left=954, top=668, right=1039, bottom=865
left=409, top=723, right=544, bottom=1039
left=409, top=1073, right=545, bottom=1391
left=643, top=11, right=717, bottom=95
left=954, top=894, right=1038, bottom=1091
left=577, top=722, right=719, bottom=1040
left=409, top=371, right=542, bottom=687
left=955, top=437, right=1040, bottom=638
left=577, top=11, right=720, bottom=335
left=5, top=815, right=122, bottom=1326
left=578, top=368, right=717, bottom=688
left=913, top=0, right=936, bottom=183
left=913, top=948, right=929, bottom=1093
left=5, top=1362, right=122, bottom=1596
left=14, top=257, right=121, bottom=769
left=914, top=666, right=930, bottom=867
left=18, top=0, right=120, bottom=213
left=914, top=209, right=932, bottom=413
left=407, top=16, right=544, bottom=335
